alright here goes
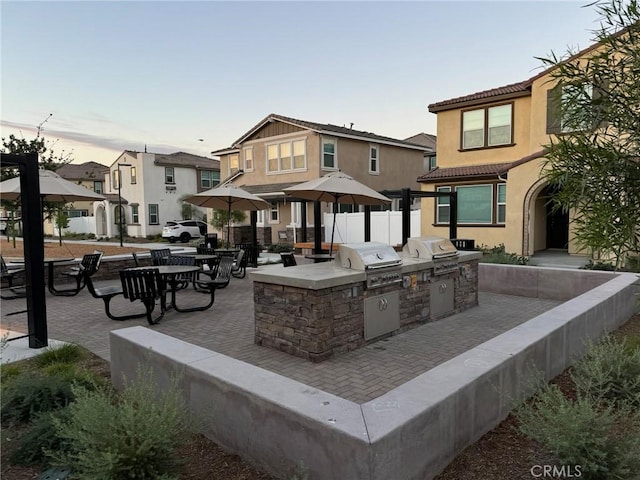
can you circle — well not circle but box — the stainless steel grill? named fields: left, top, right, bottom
left=403, top=236, right=459, bottom=275
left=338, top=242, right=403, bottom=289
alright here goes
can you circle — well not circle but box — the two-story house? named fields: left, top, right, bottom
left=421, top=39, right=610, bottom=258
left=98, top=151, right=220, bottom=239
left=212, top=113, right=431, bottom=245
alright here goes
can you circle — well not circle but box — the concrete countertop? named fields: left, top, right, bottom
left=250, top=250, right=482, bottom=290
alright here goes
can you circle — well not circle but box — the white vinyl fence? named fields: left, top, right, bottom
left=323, top=210, right=421, bottom=246
left=55, top=216, right=97, bottom=236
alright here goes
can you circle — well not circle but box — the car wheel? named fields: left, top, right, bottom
left=169, top=237, right=176, bottom=243
left=180, top=233, right=191, bottom=243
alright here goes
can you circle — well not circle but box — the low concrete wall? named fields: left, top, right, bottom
left=110, top=266, right=639, bottom=480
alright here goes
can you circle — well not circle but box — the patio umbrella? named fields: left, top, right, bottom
left=283, top=171, right=391, bottom=253
left=0, top=168, right=106, bottom=203
left=184, top=185, right=270, bottom=246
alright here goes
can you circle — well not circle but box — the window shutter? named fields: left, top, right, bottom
left=546, top=85, right=562, bottom=134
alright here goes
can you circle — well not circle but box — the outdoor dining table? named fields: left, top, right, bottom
left=304, top=253, right=336, bottom=263
left=214, top=248, right=240, bottom=258
left=126, top=265, right=211, bottom=313
left=15, top=257, right=76, bottom=296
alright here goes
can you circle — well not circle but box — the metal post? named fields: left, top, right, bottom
left=401, top=187, right=411, bottom=246
left=117, top=163, right=131, bottom=247
left=300, top=200, right=307, bottom=242
left=449, top=191, right=458, bottom=240
left=313, top=200, right=322, bottom=254
left=364, top=205, right=371, bottom=242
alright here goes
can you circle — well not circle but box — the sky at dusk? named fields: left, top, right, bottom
left=1, top=1, right=602, bottom=166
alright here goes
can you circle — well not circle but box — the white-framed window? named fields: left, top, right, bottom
left=131, top=205, right=139, bottom=224
left=165, top=167, right=175, bottom=184
left=112, top=170, right=119, bottom=190
left=130, top=166, right=137, bottom=184
left=322, top=138, right=337, bottom=170
left=436, top=186, right=451, bottom=224
left=229, top=154, right=239, bottom=173
left=266, top=138, right=306, bottom=173
left=201, top=170, right=219, bottom=189
left=269, top=201, right=279, bottom=223
left=93, top=181, right=103, bottom=194
left=62, top=209, right=88, bottom=218
left=114, top=205, right=124, bottom=225
left=462, top=103, right=512, bottom=149
left=436, top=184, right=505, bottom=225
left=424, top=155, right=437, bottom=171
left=369, top=144, right=379, bottom=174
left=148, top=204, right=159, bottom=225
left=256, top=210, right=266, bottom=226
left=243, top=147, right=254, bottom=171
left=497, top=183, right=506, bottom=224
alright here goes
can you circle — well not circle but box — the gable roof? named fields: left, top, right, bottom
left=404, top=133, right=437, bottom=151
left=153, top=152, right=220, bottom=170
left=417, top=150, right=547, bottom=183
left=428, top=30, right=616, bottom=113
left=216, top=113, right=429, bottom=153
left=56, top=161, right=108, bottom=181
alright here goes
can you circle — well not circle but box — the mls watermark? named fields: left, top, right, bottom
left=530, top=465, right=582, bottom=478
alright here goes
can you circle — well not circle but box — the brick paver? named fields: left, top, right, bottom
left=1, top=270, right=560, bottom=403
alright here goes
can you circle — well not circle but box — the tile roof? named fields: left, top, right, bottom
left=239, top=182, right=302, bottom=195
left=56, top=161, right=108, bottom=180
left=153, top=152, right=220, bottom=169
left=417, top=150, right=547, bottom=183
left=227, top=113, right=429, bottom=151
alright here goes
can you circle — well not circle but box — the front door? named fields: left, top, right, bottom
left=546, top=201, right=569, bottom=249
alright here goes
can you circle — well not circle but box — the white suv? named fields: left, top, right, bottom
left=162, top=220, right=208, bottom=243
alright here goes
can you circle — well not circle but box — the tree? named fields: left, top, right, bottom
left=1, top=130, right=73, bottom=240
left=210, top=209, right=246, bottom=247
left=540, top=0, right=640, bottom=270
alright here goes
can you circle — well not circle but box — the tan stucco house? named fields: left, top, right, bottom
left=421, top=39, right=612, bottom=258
left=212, top=113, right=431, bottom=245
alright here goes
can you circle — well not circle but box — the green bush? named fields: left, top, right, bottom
left=479, top=244, right=528, bottom=265
left=33, top=344, right=85, bottom=369
left=267, top=243, right=294, bottom=253
left=571, top=336, right=640, bottom=407
left=581, top=260, right=617, bottom=271
left=49, top=365, right=192, bottom=479
left=41, top=362, right=105, bottom=389
left=1, top=373, right=76, bottom=425
left=515, top=384, right=640, bottom=480
left=1, top=363, right=22, bottom=384
left=8, top=409, right=72, bottom=467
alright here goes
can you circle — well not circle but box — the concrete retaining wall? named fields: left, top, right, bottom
left=110, top=266, right=639, bottom=480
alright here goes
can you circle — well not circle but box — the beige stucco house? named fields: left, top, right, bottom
left=421, top=39, right=612, bottom=258
left=212, top=113, right=430, bottom=245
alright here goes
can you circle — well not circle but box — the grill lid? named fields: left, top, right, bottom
left=338, top=242, right=402, bottom=270
left=403, top=236, right=458, bottom=260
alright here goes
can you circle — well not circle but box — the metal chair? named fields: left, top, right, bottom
left=119, top=268, right=167, bottom=325
left=84, top=270, right=147, bottom=322
left=196, top=246, right=219, bottom=272
left=280, top=252, right=297, bottom=267
left=58, top=252, right=103, bottom=296
left=131, top=252, right=143, bottom=267
left=0, top=254, right=26, bottom=299
left=231, top=249, right=247, bottom=278
left=200, top=255, right=233, bottom=290
left=150, top=248, right=171, bottom=266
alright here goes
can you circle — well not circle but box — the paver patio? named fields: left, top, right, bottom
left=1, top=264, right=561, bottom=403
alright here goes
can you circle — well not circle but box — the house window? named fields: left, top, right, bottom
left=201, top=170, right=219, bottom=189
left=93, top=181, right=103, bottom=194
left=462, top=104, right=512, bottom=149
left=269, top=202, right=279, bottom=223
left=165, top=167, right=175, bottom=184
left=131, top=205, right=139, bottom=224
left=497, top=184, right=506, bottom=224
left=436, top=184, right=506, bottom=225
left=130, top=166, right=137, bottom=184
left=243, top=147, right=254, bottom=171
left=425, top=155, right=437, bottom=171
left=369, top=145, right=379, bottom=174
left=148, top=204, right=159, bottom=225
left=112, top=170, right=119, bottom=190
left=547, top=83, right=597, bottom=134
left=322, top=138, right=337, bottom=169
left=436, top=186, right=451, bottom=223
left=229, top=154, right=239, bottom=173
left=63, top=209, right=88, bottom=218
left=114, top=205, right=124, bottom=225
left=266, top=139, right=306, bottom=173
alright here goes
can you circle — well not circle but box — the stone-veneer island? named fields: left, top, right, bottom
left=251, top=251, right=482, bottom=362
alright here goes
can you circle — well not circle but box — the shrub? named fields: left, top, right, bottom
left=479, top=244, right=528, bottom=265
left=267, top=243, right=294, bottom=253
left=49, top=365, right=192, bottom=479
left=33, top=344, right=85, bottom=369
left=1, top=373, right=76, bottom=425
left=8, top=408, right=72, bottom=467
left=1, top=363, right=22, bottom=384
left=580, top=260, right=617, bottom=271
left=41, top=362, right=106, bottom=389
left=571, top=336, right=640, bottom=407
left=515, top=384, right=640, bottom=480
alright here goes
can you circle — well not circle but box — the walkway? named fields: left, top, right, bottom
left=1, top=265, right=561, bottom=404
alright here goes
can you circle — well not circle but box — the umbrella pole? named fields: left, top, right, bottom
left=227, top=203, right=231, bottom=248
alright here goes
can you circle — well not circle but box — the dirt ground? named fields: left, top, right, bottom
left=0, top=238, right=152, bottom=261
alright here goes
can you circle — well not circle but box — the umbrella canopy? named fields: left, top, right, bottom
left=0, top=168, right=106, bottom=202
left=283, top=171, right=392, bottom=253
left=184, top=185, right=270, bottom=245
